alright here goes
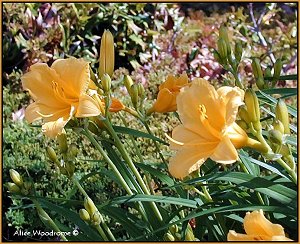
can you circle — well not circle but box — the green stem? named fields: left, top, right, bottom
left=95, top=225, right=109, bottom=241
left=103, top=120, right=163, bottom=223
left=32, top=199, right=68, bottom=241
left=276, top=158, right=297, bottom=184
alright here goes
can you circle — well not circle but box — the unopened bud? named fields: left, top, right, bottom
left=9, top=169, right=23, bottom=187
left=23, top=181, right=32, bottom=191
left=57, top=133, right=68, bottom=153
left=275, top=99, right=290, bottom=134
left=256, top=77, right=265, bottom=90
left=217, top=38, right=228, bottom=60
left=164, top=232, right=175, bottom=241
left=84, top=197, right=98, bottom=216
left=79, top=209, right=90, bottom=221
left=46, top=147, right=58, bottom=164
left=7, top=182, right=21, bottom=193
left=101, top=73, right=111, bottom=93
left=236, top=120, right=248, bottom=130
left=69, top=143, right=79, bottom=158
left=185, top=229, right=195, bottom=241
left=99, top=30, right=114, bottom=78
left=238, top=105, right=251, bottom=124
left=272, top=119, right=284, bottom=134
left=89, top=66, right=97, bottom=83
left=169, top=224, right=179, bottom=234
left=124, top=75, right=134, bottom=94
left=91, top=211, right=103, bottom=225
left=234, top=42, right=243, bottom=63
left=273, top=59, right=283, bottom=80
left=130, top=84, right=139, bottom=108
left=268, top=129, right=283, bottom=145
left=244, top=89, right=260, bottom=124
left=264, top=67, right=272, bottom=78
left=252, top=58, right=263, bottom=80
left=65, top=161, right=75, bottom=177
left=213, top=50, right=222, bottom=63
left=219, top=25, right=231, bottom=54
left=137, top=83, right=145, bottom=98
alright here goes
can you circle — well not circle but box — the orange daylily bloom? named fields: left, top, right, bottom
left=227, top=210, right=293, bottom=241
left=168, top=78, right=249, bottom=179
left=149, top=73, right=189, bottom=113
left=108, top=98, right=125, bottom=112
left=22, top=57, right=102, bottom=138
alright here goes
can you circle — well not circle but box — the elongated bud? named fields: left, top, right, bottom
left=101, top=73, right=111, bottom=93
left=164, top=232, right=175, bottom=241
left=251, top=58, right=263, bottom=80
left=217, top=38, right=228, bottom=60
left=272, top=119, right=284, bottom=134
left=99, top=30, right=114, bottom=78
left=9, top=169, right=23, bottom=187
left=57, top=133, right=68, bottom=153
left=265, top=67, right=272, bottom=78
left=219, top=25, right=231, bottom=54
left=7, top=182, right=21, bottom=193
left=130, top=84, right=139, bottom=108
left=213, top=50, right=222, bottom=63
left=268, top=129, right=283, bottom=145
left=137, top=83, right=145, bottom=98
left=234, top=41, right=243, bottom=63
left=275, top=99, right=290, bottom=134
left=89, top=66, right=97, bottom=83
left=65, top=161, right=75, bottom=177
left=46, top=147, right=59, bottom=163
left=91, top=211, right=103, bottom=225
left=273, top=59, right=283, bottom=80
left=244, top=89, right=260, bottom=127
left=79, top=209, right=90, bottom=221
left=169, top=224, right=179, bottom=234
left=185, top=229, right=195, bottom=241
left=238, top=105, right=251, bottom=124
left=236, top=120, right=248, bottom=130
left=84, top=197, right=98, bottom=216
left=69, top=143, right=79, bottom=158
left=124, top=75, right=133, bottom=94
left=256, top=77, right=265, bottom=90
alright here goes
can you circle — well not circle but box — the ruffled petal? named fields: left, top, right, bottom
left=244, top=210, right=285, bottom=237
left=51, top=58, right=90, bottom=97
left=227, top=230, right=269, bottom=241
left=210, top=135, right=238, bottom=164
left=25, top=102, right=42, bottom=123
left=153, top=88, right=176, bottom=113
left=75, top=94, right=101, bottom=117
left=227, top=122, right=248, bottom=149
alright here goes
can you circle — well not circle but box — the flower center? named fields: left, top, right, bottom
left=198, top=104, right=208, bottom=119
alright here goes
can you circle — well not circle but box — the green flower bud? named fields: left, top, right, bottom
left=244, top=89, right=260, bottom=124
left=69, top=143, right=79, bottom=158
left=84, top=197, right=98, bottom=216
left=234, top=41, right=243, bottom=63
left=213, top=50, right=222, bottom=63
left=219, top=25, right=231, bottom=54
left=169, top=224, right=179, bottom=234
left=273, top=59, right=283, bottom=80
left=272, top=119, right=284, bottom=134
left=256, top=77, right=265, bottom=90
left=99, top=30, right=114, bottom=78
left=217, top=38, right=228, bottom=60
left=275, top=99, right=290, bottom=134
left=23, top=181, right=32, bottom=191
left=238, top=105, right=251, bottom=124
left=46, top=147, right=59, bottom=164
left=185, top=228, right=195, bottom=241
left=236, top=120, right=248, bottom=130
left=268, top=129, right=283, bottom=145
left=163, top=232, right=175, bottom=241
left=264, top=67, right=272, bottom=78
left=7, top=182, right=21, bottom=193
left=137, top=83, right=145, bottom=98
left=91, top=211, right=103, bottom=225
left=9, top=169, right=23, bottom=187
left=101, top=73, right=111, bottom=93
left=57, top=133, right=68, bottom=153
left=79, top=209, right=90, bottom=222
left=89, top=66, right=97, bottom=83
left=130, top=84, right=139, bottom=108
left=65, top=161, right=75, bottom=177
left=251, top=58, right=263, bottom=80
left=123, top=75, right=134, bottom=94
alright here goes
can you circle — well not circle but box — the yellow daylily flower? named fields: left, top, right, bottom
left=22, top=57, right=102, bottom=138
left=148, top=73, right=189, bottom=114
left=168, top=78, right=249, bottom=179
left=227, top=210, right=292, bottom=241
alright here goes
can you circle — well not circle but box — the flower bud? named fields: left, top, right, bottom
left=163, top=232, right=175, bottom=241
left=213, top=50, right=222, bottom=63
left=217, top=38, right=228, bottom=60
left=256, top=77, right=265, bottom=90
left=234, top=41, right=243, bottom=63
left=69, top=143, right=79, bottom=158
left=91, top=211, right=103, bottom=225
left=99, top=30, right=114, bottom=78
left=7, top=182, right=21, bottom=193
left=272, top=119, right=284, bottom=134
left=244, top=89, right=260, bottom=124
left=123, top=75, right=134, bottom=94
left=84, top=197, right=98, bottom=216
left=185, top=229, right=195, bottom=241
left=57, top=133, right=68, bottom=153
left=238, top=105, right=251, bottom=124
left=101, top=73, right=111, bottom=93
left=219, top=25, right=231, bottom=54
left=169, top=224, right=179, bottom=234
left=236, top=120, right=248, bottom=130
left=275, top=99, right=290, bottom=134
left=89, top=66, right=97, bottom=83
left=137, top=83, right=145, bottom=98
left=273, top=59, right=283, bottom=80
left=79, top=209, right=90, bottom=222
left=130, top=84, right=139, bottom=108
left=23, top=181, right=32, bottom=191
left=268, top=129, right=283, bottom=145
left=251, top=58, right=263, bottom=80
left=65, top=161, right=75, bottom=177
left=46, top=146, right=59, bottom=164
left=264, top=67, right=272, bottom=78
left=9, top=169, right=23, bottom=187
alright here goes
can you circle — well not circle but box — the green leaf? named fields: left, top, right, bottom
left=261, top=88, right=297, bottom=98
left=264, top=74, right=297, bottom=80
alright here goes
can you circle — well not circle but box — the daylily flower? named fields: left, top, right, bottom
left=168, top=78, right=249, bottom=179
left=227, top=210, right=292, bottom=241
left=22, top=57, right=102, bottom=138
left=148, top=73, right=189, bottom=114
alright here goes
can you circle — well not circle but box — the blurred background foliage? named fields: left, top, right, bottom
left=2, top=2, right=297, bottom=241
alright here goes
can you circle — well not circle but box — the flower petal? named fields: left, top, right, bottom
left=168, top=147, right=214, bottom=179
left=244, top=210, right=285, bottom=237
left=25, top=102, right=42, bottom=123
left=51, top=57, right=90, bottom=97
left=153, top=88, right=176, bottom=113
left=227, top=122, right=248, bottom=149
left=227, top=230, right=269, bottom=241
left=75, top=94, right=101, bottom=117
left=210, top=135, right=238, bottom=164
left=109, top=98, right=125, bottom=112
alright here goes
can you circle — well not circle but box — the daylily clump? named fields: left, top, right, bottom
left=168, top=78, right=249, bottom=179
left=148, top=73, right=189, bottom=114
left=22, top=57, right=102, bottom=138
left=227, top=210, right=292, bottom=241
